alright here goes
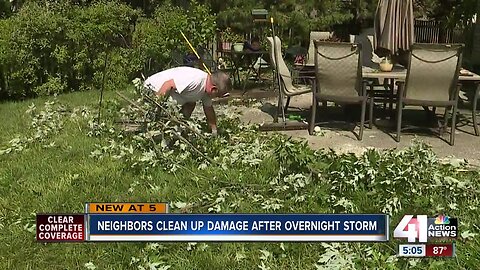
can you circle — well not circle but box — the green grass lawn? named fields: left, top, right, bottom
left=0, top=90, right=479, bottom=270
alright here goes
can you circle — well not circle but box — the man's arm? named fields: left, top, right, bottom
left=203, top=105, right=217, bottom=134
left=156, top=79, right=176, bottom=96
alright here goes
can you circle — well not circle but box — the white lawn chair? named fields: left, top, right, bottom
left=267, top=36, right=312, bottom=122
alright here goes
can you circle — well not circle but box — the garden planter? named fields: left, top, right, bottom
left=233, top=43, right=244, bottom=52
left=221, top=42, right=232, bottom=51
left=379, top=58, right=393, bottom=72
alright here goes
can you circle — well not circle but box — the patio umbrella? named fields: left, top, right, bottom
left=374, top=0, right=414, bottom=59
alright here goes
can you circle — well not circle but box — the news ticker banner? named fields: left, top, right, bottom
left=36, top=203, right=389, bottom=242
left=87, top=213, right=388, bottom=242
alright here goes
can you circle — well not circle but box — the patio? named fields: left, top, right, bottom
left=176, top=0, right=480, bottom=151
left=213, top=88, right=480, bottom=165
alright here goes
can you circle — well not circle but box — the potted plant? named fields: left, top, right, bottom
left=232, top=41, right=245, bottom=52
left=379, top=55, right=393, bottom=72
left=220, top=27, right=244, bottom=51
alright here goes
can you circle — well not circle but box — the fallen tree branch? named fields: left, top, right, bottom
left=149, top=114, right=215, bottom=165
left=117, top=91, right=207, bottom=140
left=142, top=93, right=207, bottom=140
left=116, top=91, right=216, bottom=164
left=116, top=91, right=148, bottom=114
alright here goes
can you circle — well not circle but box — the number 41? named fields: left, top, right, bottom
left=393, top=215, right=428, bottom=242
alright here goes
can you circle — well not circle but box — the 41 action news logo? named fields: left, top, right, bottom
left=394, top=215, right=458, bottom=242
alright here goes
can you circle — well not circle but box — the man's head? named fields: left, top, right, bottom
left=207, top=71, right=232, bottom=97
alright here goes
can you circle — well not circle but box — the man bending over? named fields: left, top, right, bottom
left=144, top=67, right=232, bottom=136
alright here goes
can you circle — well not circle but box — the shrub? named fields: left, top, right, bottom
left=0, top=0, right=215, bottom=99
left=65, top=1, right=139, bottom=91
left=0, top=2, right=67, bottom=98
left=132, top=0, right=216, bottom=76
left=0, top=0, right=12, bottom=18
left=0, top=1, right=138, bottom=99
left=132, top=4, right=188, bottom=76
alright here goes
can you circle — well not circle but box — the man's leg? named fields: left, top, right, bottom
left=181, top=102, right=196, bottom=118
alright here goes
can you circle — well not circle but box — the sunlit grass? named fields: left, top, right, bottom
left=0, top=90, right=478, bottom=269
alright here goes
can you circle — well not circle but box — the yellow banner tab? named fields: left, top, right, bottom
left=87, top=203, right=168, bottom=214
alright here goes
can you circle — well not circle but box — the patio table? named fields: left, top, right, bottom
left=457, top=69, right=480, bottom=135
left=297, top=64, right=480, bottom=134
left=297, top=63, right=480, bottom=80
left=224, top=50, right=269, bottom=91
left=363, top=66, right=480, bottom=135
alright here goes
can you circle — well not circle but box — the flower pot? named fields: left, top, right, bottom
left=221, top=42, right=232, bottom=51
left=379, top=58, right=393, bottom=72
left=233, top=43, right=244, bottom=52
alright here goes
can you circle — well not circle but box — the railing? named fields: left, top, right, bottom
left=414, top=19, right=467, bottom=44
left=414, top=19, right=441, bottom=43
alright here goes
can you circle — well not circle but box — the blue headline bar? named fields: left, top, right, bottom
left=87, top=214, right=389, bottom=242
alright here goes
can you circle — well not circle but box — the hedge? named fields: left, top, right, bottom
left=0, top=0, right=216, bottom=100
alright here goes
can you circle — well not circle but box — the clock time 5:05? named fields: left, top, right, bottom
left=398, top=244, right=426, bottom=257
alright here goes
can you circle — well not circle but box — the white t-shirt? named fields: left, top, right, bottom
left=143, top=66, right=212, bottom=106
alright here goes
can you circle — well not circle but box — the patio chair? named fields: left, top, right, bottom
left=309, top=41, right=374, bottom=140
left=267, top=36, right=312, bottom=122
left=305, top=32, right=332, bottom=66
left=349, top=34, right=382, bottom=67
left=350, top=34, right=393, bottom=111
left=395, top=43, right=464, bottom=145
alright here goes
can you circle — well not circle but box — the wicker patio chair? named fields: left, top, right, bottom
left=309, top=41, right=374, bottom=140
left=395, top=43, right=464, bottom=145
left=267, top=36, right=312, bottom=122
